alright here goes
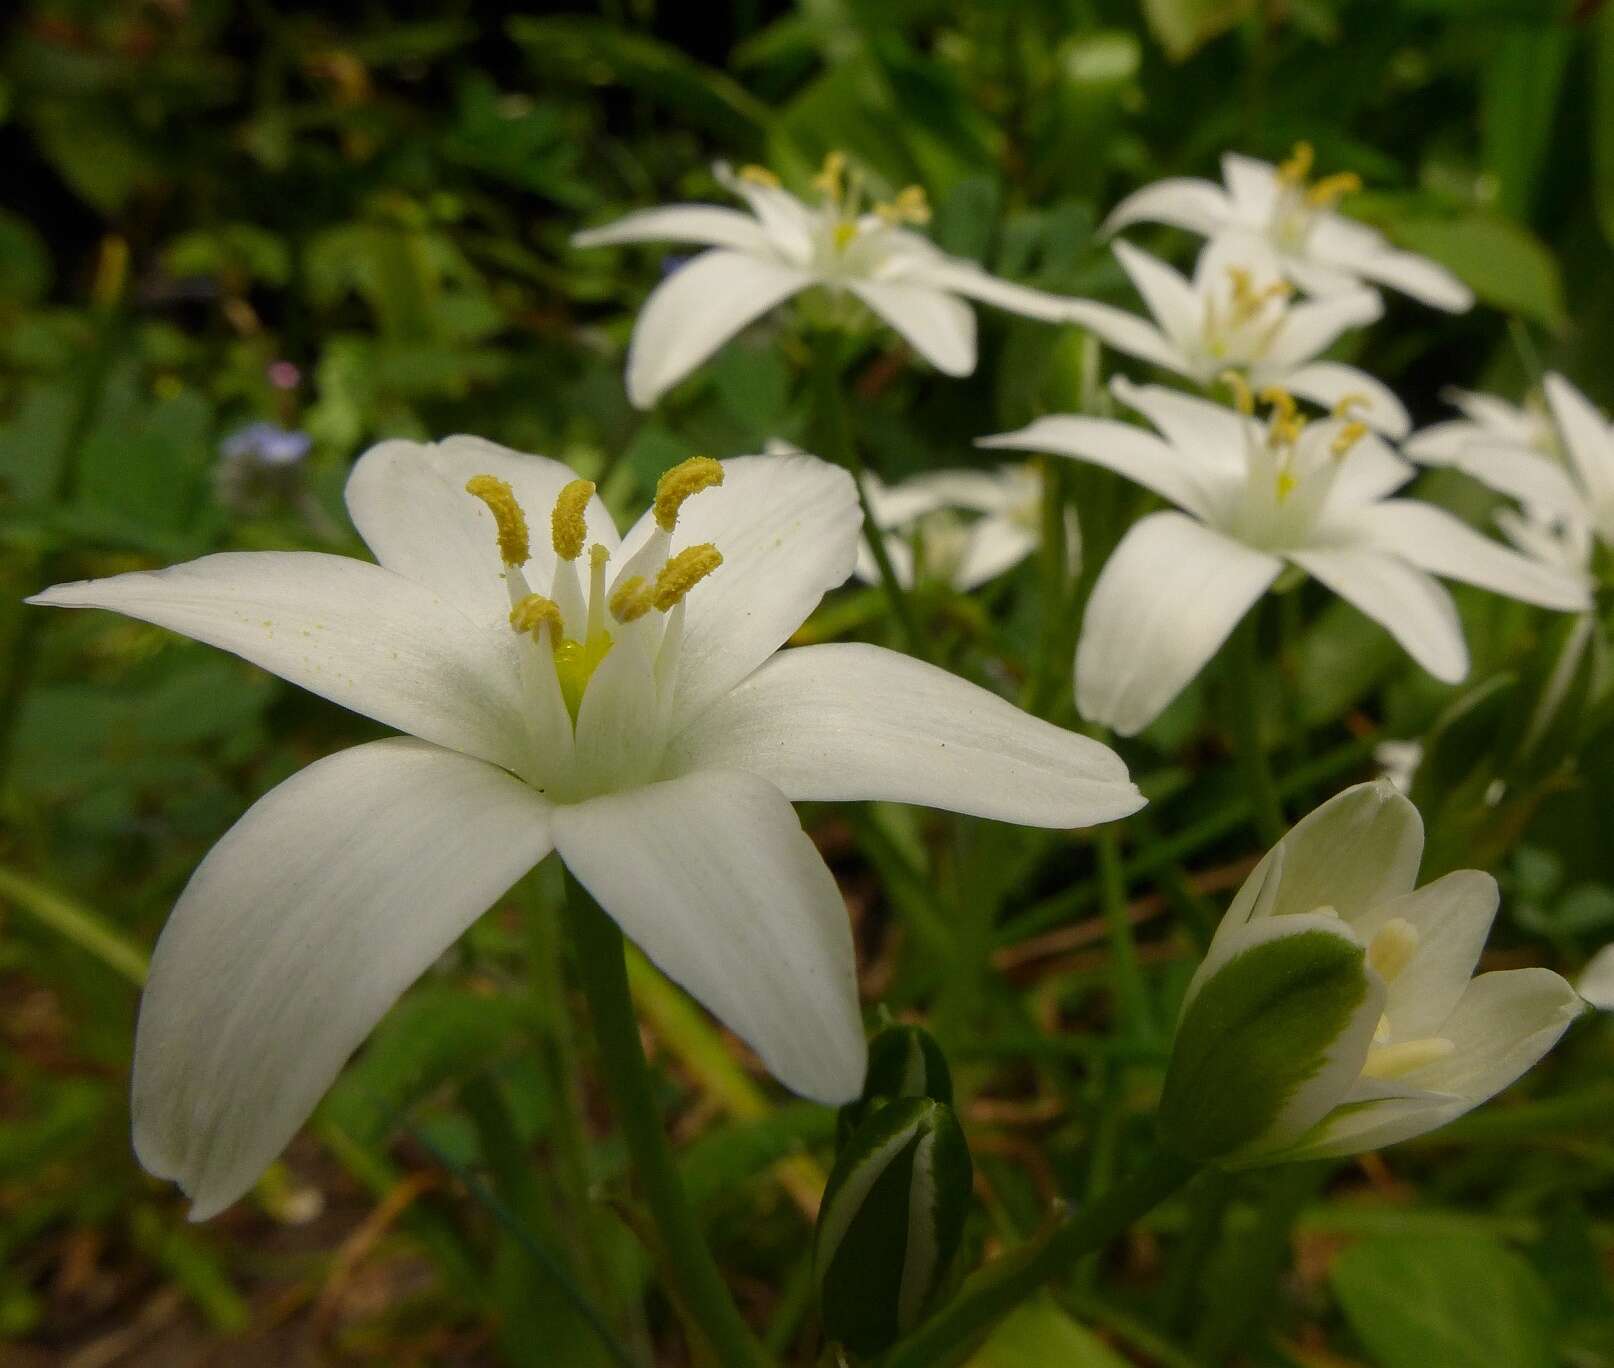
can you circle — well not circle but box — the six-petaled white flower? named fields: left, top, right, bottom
left=29, top=439, right=1142, bottom=1219
left=573, top=156, right=1084, bottom=407
left=1171, top=781, right=1583, bottom=1164
left=1063, top=233, right=1410, bottom=437
left=1104, top=144, right=1473, bottom=313
left=982, top=377, right=1590, bottom=735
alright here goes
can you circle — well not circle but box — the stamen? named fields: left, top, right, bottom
left=1259, top=387, right=1306, bottom=446
left=833, top=219, right=860, bottom=250
left=876, top=185, right=931, bottom=226
left=1331, top=420, right=1368, bottom=458
left=1220, top=369, right=1256, bottom=415
left=1278, top=141, right=1315, bottom=186
left=1366, top=917, right=1419, bottom=984
left=586, top=543, right=609, bottom=639
left=1307, top=171, right=1362, bottom=207
left=654, top=456, right=724, bottom=532
left=509, top=593, right=563, bottom=638
left=551, top=479, right=595, bottom=561
left=652, top=543, right=723, bottom=611
left=1331, top=393, right=1371, bottom=418
left=739, top=164, right=781, bottom=188
left=466, top=474, right=530, bottom=566
left=814, top=150, right=847, bottom=200
left=609, top=575, right=654, bottom=624
left=1275, top=471, right=1297, bottom=503
left=1361, top=1037, right=1456, bottom=1080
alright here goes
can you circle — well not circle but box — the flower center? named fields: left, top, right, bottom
left=1203, top=265, right=1293, bottom=365
left=1358, top=915, right=1456, bottom=1081
left=1271, top=141, right=1362, bottom=249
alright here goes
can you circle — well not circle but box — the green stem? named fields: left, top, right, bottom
left=808, top=335, right=928, bottom=660
left=1027, top=456, right=1071, bottom=716
left=1096, top=827, right=1153, bottom=1040
left=1224, top=612, right=1286, bottom=846
left=563, top=873, right=771, bottom=1368
left=879, top=1149, right=1198, bottom=1368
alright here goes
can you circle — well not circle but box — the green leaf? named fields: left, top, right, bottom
left=1595, top=8, right=1614, bottom=250
left=0, top=209, right=51, bottom=305
left=1140, top=0, right=1257, bottom=62
left=1387, top=215, right=1567, bottom=332
left=965, top=1295, right=1131, bottom=1368
left=1480, top=22, right=1573, bottom=219
left=1331, top=1235, right=1556, bottom=1368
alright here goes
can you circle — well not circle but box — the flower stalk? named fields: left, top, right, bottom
left=1225, top=610, right=1287, bottom=846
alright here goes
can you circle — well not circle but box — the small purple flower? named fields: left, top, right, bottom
left=221, top=421, right=312, bottom=467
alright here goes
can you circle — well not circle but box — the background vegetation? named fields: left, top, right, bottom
left=2, top=0, right=1612, bottom=1363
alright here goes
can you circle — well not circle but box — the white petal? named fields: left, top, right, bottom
left=345, top=436, right=619, bottom=628
left=848, top=279, right=977, bottom=375
left=1345, top=500, right=1589, bottom=611
left=1063, top=299, right=1190, bottom=374
left=899, top=257, right=1081, bottom=324
left=616, top=453, right=861, bottom=729
left=1447, top=388, right=1539, bottom=441
left=573, top=203, right=771, bottom=254
left=1575, top=943, right=1614, bottom=1010
left=1102, top=177, right=1233, bottom=237
left=1113, top=241, right=1203, bottom=353
left=1442, top=442, right=1585, bottom=518
left=30, top=553, right=533, bottom=772
left=1221, top=154, right=1281, bottom=223
left=1353, top=870, right=1499, bottom=1040
left=1545, top=373, right=1614, bottom=512
left=1349, top=243, right=1474, bottom=313
left=1406, top=968, right=1585, bottom=1102
left=550, top=769, right=864, bottom=1102
left=1279, top=361, right=1410, bottom=439
left=1288, top=544, right=1467, bottom=682
left=664, top=642, right=1143, bottom=829
left=980, top=414, right=1215, bottom=519
left=1076, top=512, right=1281, bottom=736
left=1404, top=419, right=1485, bottom=464
left=626, top=249, right=812, bottom=408
left=1321, top=432, right=1416, bottom=509
left=951, top=516, right=1039, bottom=589
left=1108, top=376, right=1250, bottom=477
left=1263, top=290, right=1383, bottom=369
left=712, top=163, right=816, bottom=264
left=132, top=738, right=554, bottom=1219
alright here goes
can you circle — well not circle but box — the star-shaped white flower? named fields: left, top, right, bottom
left=1408, top=373, right=1613, bottom=576
left=983, top=378, right=1591, bottom=735
left=1063, top=233, right=1410, bottom=437
left=1103, top=144, right=1473, bottom=313
left=854, top=464, right=1073, bottom=592
left=574, top=157, right=1084, bottom=407
left=1187, top=781, right=1582, bottom=1163
left=30, top=440, right=1142, bottom=1219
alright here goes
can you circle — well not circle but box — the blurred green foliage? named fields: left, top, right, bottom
left=2, top=0, right=1612, bottom=1363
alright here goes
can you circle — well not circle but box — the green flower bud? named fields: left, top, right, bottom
left=836, top=1022, right=953, bottom=1150
left=815, top=1097, right=973, bottom=1356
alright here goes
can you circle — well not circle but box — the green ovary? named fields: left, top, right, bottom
left=553, top=630, right=614, bottom=722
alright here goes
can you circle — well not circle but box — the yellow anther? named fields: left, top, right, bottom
left=654, top=455, right=724, bottom=532
left=876, top=184, right=931, bottom=226
left=1331, top=420, right=1368, bottom=458
left=1307, top=171, right=1362, bottom=207
left=550, top=479, right=595, bottom=561
left=738, top=164, right=781, bottom=188
left=1278, top=141, right=1315, bottom=185
left=1227, top=267, right=1290, bottom=319
left=466, top=475, right=530, bottom=566
left=1361, top=1037, right=1456, bottom=1081
left=1331, top=392, right=1371, bottom=419
left=832, top=219, right=859, bottom=250
left=589, top=541, right=610, bottom=572
left=1259, top=387, right=1299, bottom=424
left=509, top=593, right=563, bottom=637
left=652, top=543, right=723, bottom=611
left=814, top=150, right=847, bottom=199
left=1366, top=917, right=1420, bottom=984
left=1220, top=369, right=1256, bottom=415
left=609, top=575, right=654, bottom=624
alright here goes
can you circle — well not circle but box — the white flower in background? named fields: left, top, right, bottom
left=1163, top=781, right=1583, bottom=1165
left=983, top=377, right=1590, bottom=735
left=855, top=464, right=1077, bottom=592
left=1104, top=143, right=1473, bottom=313
left=573, top=155, right=1084, bottom=407
left=1576, top=943, right=1614, bottom=1011
left=30, top=441, right=1142, bottom=1219
left=1064, top=233, right=1410, bottom=437
left=1374, top=739, right=1423, bottom=795
left=1409, top=374, right=1613, bottom=576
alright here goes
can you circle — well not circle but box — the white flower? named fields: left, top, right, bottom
left=1408, top=374, right=1613, bottom=574
left=1175, top=781, right=1583, bottom=1164
left=573, top=156, right=1084, bottom=407
left=1576, top=943, right=1614, bottom=1011
left=30, top=440, right=1142, bottom=1219
left=982, top=377, right=1591, bottom=735
left=1103, top=144, right=1473, bottom=313
left=1374, top=739, right=1423, bottom=795
left=1064, top=233, right=1410, bottom=437
left=854, top=464, right=1075, bottom=592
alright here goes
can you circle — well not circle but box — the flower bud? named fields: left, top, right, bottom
left=815, top=1097, right=972, bottom=1355
left=1158, top=913, right=1382, bottom=1165
left=836, top=1022, right=953, bottom=1150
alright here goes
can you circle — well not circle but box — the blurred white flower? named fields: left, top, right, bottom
left=1064, top=233, right=1410, bottom=437
left=1104, top=144, right=1473, bottom=313
left=1374, top=739, right=1423, bottom=795
left=574, top=155, right=1083, bottom=407
left=983, top=378, right=1590, bottom=735
left=855, top=464, right=1076, bottom=592
left=31, top=441, right=1142, bottom=1219
left=1165, top=781, right=1583, bottom=1165
left=1576, top=943, right=1614, bottom=1011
